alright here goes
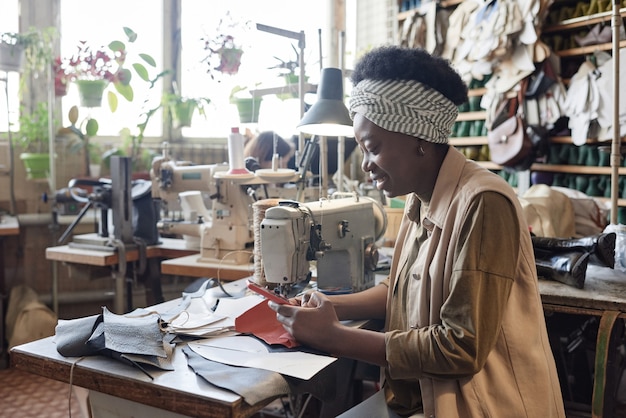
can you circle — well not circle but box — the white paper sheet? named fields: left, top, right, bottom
left=188, top=335, right=337, bottom=380
left=164, top=294, right=264, bottom=337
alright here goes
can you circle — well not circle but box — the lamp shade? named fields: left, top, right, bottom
left=297, top=67, right=354, bottom=137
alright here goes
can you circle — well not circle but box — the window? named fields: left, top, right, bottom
left=3, top=1, right=358, bottom=143
left=59, top=0, right=164, bottom=138
left=0, top=0, right=20, bottom=133
left=179, top=0, right=352, bottom=139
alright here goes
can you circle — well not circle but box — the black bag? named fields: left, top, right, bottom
left=526, top=58, right=557, bottom=99
left=132, top=179, right=160, bottom=245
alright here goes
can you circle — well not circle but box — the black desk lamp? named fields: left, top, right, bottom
left=297, top=67, right=353, bottom=196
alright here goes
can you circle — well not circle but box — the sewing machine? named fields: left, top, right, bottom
left=260, top=194, right=386, bottom=296
left=152, top=162, right=254, bottom=264
left=58, top=156, right=160, bottom=249
left=150, top=143, right=322, bottom=264
left=149, top=141, right=322, bottom=220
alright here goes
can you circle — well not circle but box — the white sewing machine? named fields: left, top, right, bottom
left=152, top=164, right=257, bottom=264
left=150, top=144, right=310, bottom=264
left=260, top=194, right=387, bottom=296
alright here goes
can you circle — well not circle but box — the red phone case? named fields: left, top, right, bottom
left=247, top=281, right=291, bottom=304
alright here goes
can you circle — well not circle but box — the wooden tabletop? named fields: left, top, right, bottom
left=160, top=254, right=255, bottom=280
left=45, top=236, right=198, bottom=266
left=0, top=215, right=19, bottom=236
left=10, top=336, right=273, bottom=418
left=539, top=265, right=626, bottom=315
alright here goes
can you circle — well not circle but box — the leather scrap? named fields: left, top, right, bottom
left=183, top=346, right=289, bottom=405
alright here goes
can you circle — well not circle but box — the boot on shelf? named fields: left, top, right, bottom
left=531, top=232, right=616, bottom=268
left=534, top=249, right=590, bottom=289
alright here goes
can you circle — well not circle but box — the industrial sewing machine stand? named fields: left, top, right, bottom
left=56, top=157, right=158, bottom=313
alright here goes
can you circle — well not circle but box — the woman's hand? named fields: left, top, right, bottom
left=268, top=291, right=341, bottom=353
left=289, top=290, right=315, bottom=307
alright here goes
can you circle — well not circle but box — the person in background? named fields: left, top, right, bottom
left=243, top=130, right=295, bottom=170
left=269, top=45, right=565, bottom=417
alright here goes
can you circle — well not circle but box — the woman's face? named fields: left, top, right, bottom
left=353, top=113, right=426, bottom=198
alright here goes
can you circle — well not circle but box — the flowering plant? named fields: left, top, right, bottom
left=57, top=27, right=156, bottom=110
left=201, top=12, right=250, bottom=79
left=53, top=57, right=71, bottom=96
left=63, top=40, right=125, bottom=82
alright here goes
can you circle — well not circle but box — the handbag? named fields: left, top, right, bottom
left=525, top=57, right=557, bottom=99
left=488, top=81, right=533, bottom=168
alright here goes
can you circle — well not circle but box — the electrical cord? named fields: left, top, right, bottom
left=68, top=356, right=86, bottom=418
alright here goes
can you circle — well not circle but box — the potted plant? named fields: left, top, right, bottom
left=162, top=92, right=211, bottom=128
left=230, top=85, right=263, bottom=124
left=0, top=27, right=54, bottom=72
left=60, top=105, right=101, bottom=177
left=59, top=27, right=157, bottom=110
left=0, top=32, right=27, bottom=72
left=101, top=68, right=169, bottom=176
left=200, top=12, right=250, bottom=80
left=269, top=45, right=309, bottom=100
left=1, top=27, right=57, bottom=94
left=16, top=102, right=55, bottom=179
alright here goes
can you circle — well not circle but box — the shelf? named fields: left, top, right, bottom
left=249, top=82, right=317, bottom=98
left=456, top=111, right=487, bottom=121
left=555, top=39, right=626, bottom=57
left=468, top=88, right=487, bottom=97
left=476, top=161, right=503, bottom=170
left=530, top=163, right=626, bottom=175
left=596, top=196, right=626, bottom=207
left=451, top=136, right=616, bottom=147
left=397, top=0, right=463, bottom=21
left=543, top=8, right=626, bottom=33
left=471, top=160, right=626, bottom=175
left=550, top=136, right=603, bottom=144
left=450, top=136, right=488, bottom=146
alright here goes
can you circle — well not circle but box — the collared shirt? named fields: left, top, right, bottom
left=381, top=147, right=565, bottom=418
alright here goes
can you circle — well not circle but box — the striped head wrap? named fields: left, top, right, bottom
left=349, top=79, right=458, bottom=144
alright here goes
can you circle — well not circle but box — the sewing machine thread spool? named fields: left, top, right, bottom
left=252, top=198, right=282, bottom=285
left=227, top=127, right=249, bottom=175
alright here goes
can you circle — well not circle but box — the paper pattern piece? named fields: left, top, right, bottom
left=188, top=335, right=337, bottom=380
left=160, top=294, right=263, bottom=337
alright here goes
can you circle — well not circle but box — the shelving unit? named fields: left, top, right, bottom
left=396, top=0, right=625, bottom=213
left=539, top=1, right=625, bottom=218
left=397, top=0, right=462, bottom=23
left=392, top=4, right=626, bottom=416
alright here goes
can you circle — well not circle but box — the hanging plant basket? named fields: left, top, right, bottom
left=0, top=42, right=25, bottom=72
left=76, top=79, right=108, bottom=108
left=20, top=153, right=50, bottom=180
left=217, top=47, right=243, bottom=75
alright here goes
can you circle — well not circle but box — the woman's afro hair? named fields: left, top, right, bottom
left=350, top=45, right=468, bottom=106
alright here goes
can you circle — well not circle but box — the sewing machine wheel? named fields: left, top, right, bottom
left=361, top=196, right=387, bottom=242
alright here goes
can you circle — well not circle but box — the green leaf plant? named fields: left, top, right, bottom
left=58, top=26, right=157, bottom=113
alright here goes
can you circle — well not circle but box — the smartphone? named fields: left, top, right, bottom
left=247, top=281, right=292, bottom=305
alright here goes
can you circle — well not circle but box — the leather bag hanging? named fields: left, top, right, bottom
left=525, top=57, right=557, bottom=99
left=488, top=80, right=533, bottom=168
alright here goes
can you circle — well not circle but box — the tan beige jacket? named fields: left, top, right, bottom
left=382, top=147, right=565, bottom=418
